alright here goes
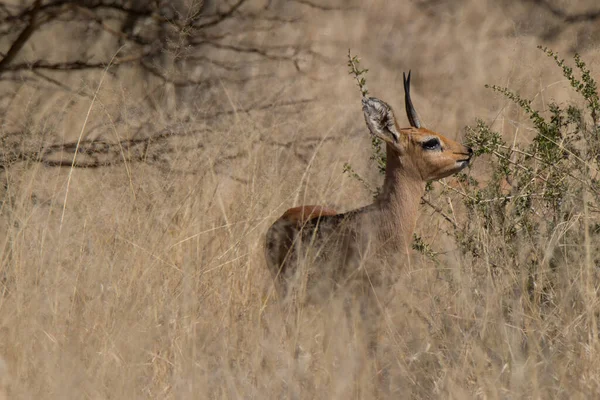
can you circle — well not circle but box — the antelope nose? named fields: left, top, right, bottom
left=468, top=147, right=473, bottom=157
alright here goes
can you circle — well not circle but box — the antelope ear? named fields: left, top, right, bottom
left=362, top=97, right=400, bottom=143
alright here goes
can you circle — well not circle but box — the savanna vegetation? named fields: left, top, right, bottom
left=1, top=0, right=600, bottom=398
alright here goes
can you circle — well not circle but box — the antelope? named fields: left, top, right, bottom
left=265, top=71, right=473, bottom=298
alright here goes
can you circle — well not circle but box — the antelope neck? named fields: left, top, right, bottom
left=373, top=143, right=425, bottom=252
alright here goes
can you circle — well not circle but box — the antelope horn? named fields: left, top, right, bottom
left=403, top=70, right=422, bottom=129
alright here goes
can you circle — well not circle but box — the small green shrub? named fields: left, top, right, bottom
left=458, top=47, right=600, bottom=280
left=345, top=48, right=600, bottom=274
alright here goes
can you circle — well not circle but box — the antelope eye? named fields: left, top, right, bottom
left=422, top=138, right=441, bottom=150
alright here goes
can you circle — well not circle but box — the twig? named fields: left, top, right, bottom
left=347, top=49, right=369, bottom=98
left=421, top=196, right=458, bottom=230
left=196, top=0, right=247, bottom=29
left=0, top=0, right=41, bottom=74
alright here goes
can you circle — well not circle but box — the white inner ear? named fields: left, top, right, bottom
left=363, top=98, right=400, bottom=142
left=384, top=117, right=400, bottom=142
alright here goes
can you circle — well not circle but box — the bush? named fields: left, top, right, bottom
left=347, top=47, right=600, bottom=304
left=457, top=47, right=600, bottom=302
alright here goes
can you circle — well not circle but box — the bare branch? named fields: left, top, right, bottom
left=290, top=0, right=350, bottom=11
left=0, top=0, right=153, bottom=24
left=0, top=99, right=314, bottom=170
left=195, top=0, right=247, bottom=29
left=0, top=0, right=41, bottom=73
left=524, top=0, right=600, bottom=22
left=4, top=60, right=109, bottom=72
left=420, top=196, right=458, bottom=230
left=139, top=60, right=275, bottom=87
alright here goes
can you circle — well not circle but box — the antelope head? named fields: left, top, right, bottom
left=362, top=71, right=472, bottom=182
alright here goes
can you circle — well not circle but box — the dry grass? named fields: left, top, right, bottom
left=1, top=0, right=600, bottom=398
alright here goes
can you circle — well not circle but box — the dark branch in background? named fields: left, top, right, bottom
left=195, top=0, right=247, bottom=29
left=525, top=0, right=600, bottom=22
left=0, top=0, right=41, bottom=73
left=138, top=60, right=277, bottom=87
left=31, top=69, right=90, bottom=96
left=4, top=60, right=110, bottom=71
left=0, top=0, right=314, bottom=80
left=0, top=0, right=340, bottom=174
left=0, top=1, right=153, bottom=23
left=0, top=98, right=315, bottom=170
left=290, top=0, right=349, bottom=11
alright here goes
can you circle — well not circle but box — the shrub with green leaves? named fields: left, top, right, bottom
left=457, top=47, right=600, bottom=286
left=346, top=48, right=600, bottom=289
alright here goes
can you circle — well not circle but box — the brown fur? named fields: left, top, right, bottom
left=281, top=205, right=338, bottom=224
left=265, top=83, right=473, bottom=298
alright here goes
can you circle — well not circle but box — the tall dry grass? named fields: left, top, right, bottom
left=1, top=0, right=600, bottom=398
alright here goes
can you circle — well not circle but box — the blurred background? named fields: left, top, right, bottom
left=1, top=0, right=600, bottom=398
